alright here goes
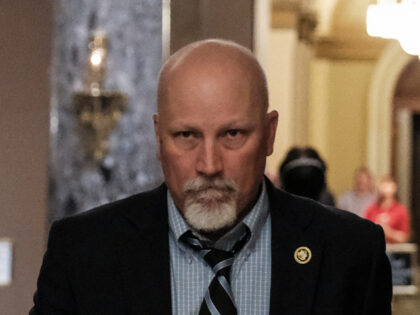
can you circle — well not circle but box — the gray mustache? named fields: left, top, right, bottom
left=183, top=177, right=239, bottom=194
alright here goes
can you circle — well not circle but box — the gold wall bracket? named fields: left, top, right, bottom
left=73, top=32, right=128, bottom=161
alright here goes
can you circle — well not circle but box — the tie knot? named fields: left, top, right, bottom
left=202, top=248, right=234, bottom=272
left=180, top=228, right=250, bottom=273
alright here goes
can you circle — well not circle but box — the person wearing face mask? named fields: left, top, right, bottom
left=279, top=146, right=335, bottom=206
left=364, top=175, right=410, bottom=243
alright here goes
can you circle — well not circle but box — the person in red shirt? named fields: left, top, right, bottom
left=364, top=175, right=410, bottom=243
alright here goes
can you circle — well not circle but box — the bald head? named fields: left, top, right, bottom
left=157, top=39, right=268, bottom=116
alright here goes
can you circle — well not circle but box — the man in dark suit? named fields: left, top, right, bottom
left=31, top=39, right=392, bottom=314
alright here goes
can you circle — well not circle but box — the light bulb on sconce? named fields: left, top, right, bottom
left=73, top=31, right=128, bottom=162
left=90, top=50, right=104, bottom=67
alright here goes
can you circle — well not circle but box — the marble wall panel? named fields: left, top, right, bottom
left=50, top=0, right=163, bottom=219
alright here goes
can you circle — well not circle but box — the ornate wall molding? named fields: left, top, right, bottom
left=271, top=0, right=317, bottom=44
left=314, top=34, right=388, bottom=60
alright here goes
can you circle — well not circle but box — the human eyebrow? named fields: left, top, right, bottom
left=220, top=120, right=255, bottom=132
left=168, top=123, right=200, bottom=133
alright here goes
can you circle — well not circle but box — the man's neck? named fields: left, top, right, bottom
left=194, top=225, right=237, bottom=243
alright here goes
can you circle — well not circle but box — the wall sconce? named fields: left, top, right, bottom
left=367, top=0, right=420, bottom=56
left=73, top=32, right=128, bottom=161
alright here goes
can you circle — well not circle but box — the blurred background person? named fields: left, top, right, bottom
left=364, top=175, right=410, bottom=243
left=338, top=167, right=377, bottom=216
left=279, top=146, right=335, bottom=206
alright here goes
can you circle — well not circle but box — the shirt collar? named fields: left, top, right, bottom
left=167, top=180, right=269, bottom=252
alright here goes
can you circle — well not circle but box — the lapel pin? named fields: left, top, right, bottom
left=294, top=246, right=312, bottom=264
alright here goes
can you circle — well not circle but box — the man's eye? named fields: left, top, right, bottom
left=226, top=130, right=240, bottom=137
left=222, top=129, right=247, bottom=149
left=173, top=131, right=198, bottom=150
left=178, top=131, right=192, bottom=138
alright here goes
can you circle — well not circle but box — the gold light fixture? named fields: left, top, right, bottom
left=367, top=0, right=420, bottom=56
left=73, top=32, right=128, bottom=161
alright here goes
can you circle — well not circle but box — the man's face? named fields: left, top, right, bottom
left=154, top=61, right=277, bottom=233
left=378, top=180, right=397, bottom=199
left=355, top=172, right=371, bottom=193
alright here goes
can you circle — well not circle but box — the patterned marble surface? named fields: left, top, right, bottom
left=50, top=0, right=163, bottom=219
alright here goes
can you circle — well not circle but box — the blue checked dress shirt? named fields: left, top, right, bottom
left=168, top=181, right=271, bottom=315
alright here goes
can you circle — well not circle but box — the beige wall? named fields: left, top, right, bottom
left=265, top=28, right=313, bottom=176
left=0, top=1, right=52, bottom=313
left=266, top=29, right=298, bottom=173
left=265, top=24, right=377, bottom=196
left=309, top=59, right=376, bottom=196
left=249, top=7, right=379, bottom=201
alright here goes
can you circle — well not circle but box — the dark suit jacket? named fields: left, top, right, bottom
left=30, top=181, right=392, bottom=314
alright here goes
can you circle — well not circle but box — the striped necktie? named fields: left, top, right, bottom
left=181, top=228, right=250, bottom=315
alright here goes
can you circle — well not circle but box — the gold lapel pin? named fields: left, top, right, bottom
left=294, top=246, right=312, bottom=264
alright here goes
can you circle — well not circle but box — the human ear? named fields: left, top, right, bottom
left=153, top=114, right=161, bottom=160
left=265, top=110, right=278, bottom=156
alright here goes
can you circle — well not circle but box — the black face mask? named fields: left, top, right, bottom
left=282, top=166, right=326, bottom=201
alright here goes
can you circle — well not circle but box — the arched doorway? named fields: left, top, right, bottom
left=367, top=41, right=418, bottom=248
left=367, top=42, right=412, bottom=178
left=393, top=57, right=420, bottom=253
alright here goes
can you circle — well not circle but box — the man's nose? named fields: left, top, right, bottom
left=196, top=140, right=223, bottom=177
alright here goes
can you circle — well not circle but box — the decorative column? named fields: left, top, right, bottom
left=266, top=0, right=317, bottom=172
left=50, top=0, right=163, bottom=219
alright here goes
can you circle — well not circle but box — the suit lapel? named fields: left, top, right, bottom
left=115, top=184, right=172, bottom=315
left=267, top=182, right=325, bottom=315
